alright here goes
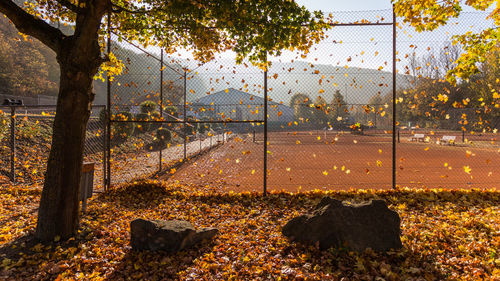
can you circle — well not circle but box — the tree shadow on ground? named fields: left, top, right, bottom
left=173, top=189, right=497, bottom=280
left=96, top=182, right=175, bottom=210
left=0, top=230, right=96, bottom=280
left=104, top=240, right=216, bottom=280
left=280, top=242, right=446, bottom=280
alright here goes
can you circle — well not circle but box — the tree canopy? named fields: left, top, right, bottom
left=393, top=0, right=499, bottom=84
left=0, top=0, right=332, bottom=241
left=7, top=0, right=328, bottom=64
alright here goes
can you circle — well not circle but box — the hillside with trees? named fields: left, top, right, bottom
left=0, top=17, right=58, bottom=98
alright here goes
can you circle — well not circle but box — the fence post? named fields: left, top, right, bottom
left=391, top=7, right=397, bottom=190
left=159, top=49, right=164, bottom=173
left=183, top=70, right=187, bottom=160
left=263, top=68, right=268, bottom=196
left=462, top=130, right=465, bottom=143
left=105, top=12, right=111, bottom=191
left=102, top=106, right=107, bottom=190
left=253, top=130, right=256, bottom=143
left=10, top=106, right=15, bottom=184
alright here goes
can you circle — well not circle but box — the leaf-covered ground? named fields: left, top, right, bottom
left=0, top=182, right=498, bottom=280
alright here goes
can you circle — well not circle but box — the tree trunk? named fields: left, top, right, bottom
left=36, top=37, right=100, bottom=242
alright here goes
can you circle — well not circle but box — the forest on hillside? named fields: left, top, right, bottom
left=1, top=16, right=498, bottom=132
left=0, top=17, right=59, bottom=98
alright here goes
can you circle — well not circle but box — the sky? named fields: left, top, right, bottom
left=116, top=1, right=494, bottom=98
left=296, top=0, right=392, bottom=11
left=296, top=0, right=480, bottom=12
left=152, top=0, right=492, bottom=72
left=110, top=1, right=495, bottom=104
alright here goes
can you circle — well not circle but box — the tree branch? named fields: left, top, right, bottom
left=57, top=0, right=82, bottom=14
left=0, top=0, right=65, bottom=53
left=111, top=3, right=150, bottom=14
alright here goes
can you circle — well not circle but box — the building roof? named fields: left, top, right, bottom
left=193, top=88, right=292, bottom=111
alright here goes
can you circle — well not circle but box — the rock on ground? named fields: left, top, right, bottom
left=282, top=197, right=402, bottom=252
left=130, top=219, right=218, bottom=252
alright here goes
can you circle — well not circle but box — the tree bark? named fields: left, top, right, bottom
left=36, top=13, right=105, bottom=241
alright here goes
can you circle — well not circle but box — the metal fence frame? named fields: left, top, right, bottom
left=4, top=8, right=494, bottom=192
left=102, top=9, right=398, bottom=194
left=1, top=104, right=106, bottom=187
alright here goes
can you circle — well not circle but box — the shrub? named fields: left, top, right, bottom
left=98, top=108, right=107, bottom=124
left=183, top=123, right=196, bottom=136
left=150, top=111, right=161, bottom=130
left=140, top=101, right=157, bottom=114
left=156, top=127, right=172, bottom=145
left=198, top=122, right=210, bottom=134
left=0, top=112, right=8, bottom=141
left=135, top=113, right=150, bottom=133
left=18, top=119, right=42, bottom=139
left=112, top=111, right=134, bottom=139
left=164, top=106, right=179, bottom=121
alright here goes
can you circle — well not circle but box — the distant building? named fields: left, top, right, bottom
left=189, top=88, right=293, bottom=123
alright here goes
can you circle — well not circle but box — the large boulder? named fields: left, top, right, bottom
left=282, top=197, right=402, bottom=252
left=130, top=219, right=218, bottom=252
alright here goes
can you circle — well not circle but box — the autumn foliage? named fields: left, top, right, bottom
left=1, top=182, right=498, bottom=280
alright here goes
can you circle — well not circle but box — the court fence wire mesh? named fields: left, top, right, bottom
left=0, top=105, right=106, bottom=188
left=102, top=9, right=499, bottom=192
left=2, top=9, right=497, bottom=192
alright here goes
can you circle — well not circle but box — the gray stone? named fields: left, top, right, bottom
left=130, top=219, right=218, bottom=252
left=282, top=197, right=402, bottom=252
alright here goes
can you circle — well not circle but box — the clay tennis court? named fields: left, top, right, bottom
left=166, top=130, right=500, bottom=192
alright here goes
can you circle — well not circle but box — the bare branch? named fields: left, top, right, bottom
left=0, top=0, right=65, bottom=53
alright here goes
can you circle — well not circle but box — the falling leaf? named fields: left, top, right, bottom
left=463, top=166, right=471, bottom=174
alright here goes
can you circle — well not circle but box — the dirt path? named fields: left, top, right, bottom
left=110, top=133, right=228, bottom=185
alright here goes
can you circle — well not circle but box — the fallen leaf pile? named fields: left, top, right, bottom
left=0, top=182, right=498, bottom=280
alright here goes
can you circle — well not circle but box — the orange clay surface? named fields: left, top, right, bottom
left=165, top=130, right=500, bottom=192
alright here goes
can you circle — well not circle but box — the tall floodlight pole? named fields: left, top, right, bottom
left=392, top=7, right=397, bottom=190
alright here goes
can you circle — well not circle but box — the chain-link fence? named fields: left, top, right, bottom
left=98, top=9, right=499, bottom=191
left=0, top=105, right=105, bottom=187
left=105, top=34, right=239, bottom=186
left=5, top=9, right=496, bottom=192
left=395, top=10, right=499, bottom=189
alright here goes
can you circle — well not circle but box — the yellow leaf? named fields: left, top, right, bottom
left=463, top=166, right=471, bottom=174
